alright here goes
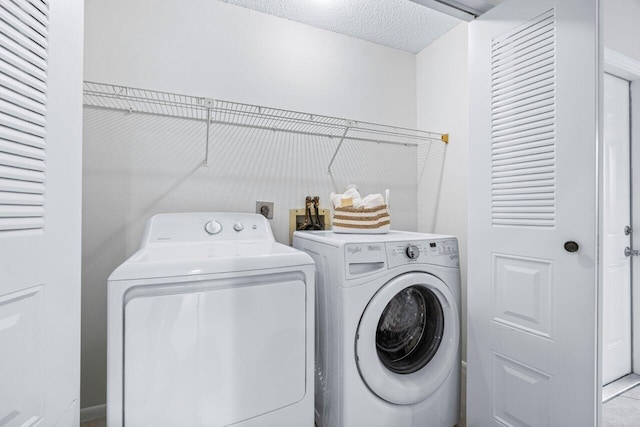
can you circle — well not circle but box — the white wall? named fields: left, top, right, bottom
left=416, top=23, right=469, bottom=361
left=83, top=0, right=416, bottom=128
left=82, top=0, right=420, bottom=409
left=602, top=0, right=640, bottom=62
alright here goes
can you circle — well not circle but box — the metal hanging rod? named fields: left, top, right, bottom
left=83, top=81, right=449, bottom=167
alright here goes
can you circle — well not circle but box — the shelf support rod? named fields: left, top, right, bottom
left=204, top=107, right=211, bottom=167
left=327, top=126, right=350, bottom=192
left=327, top=127, right=350, bottom=175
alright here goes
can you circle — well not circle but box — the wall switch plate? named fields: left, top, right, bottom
left=256, top=201, right=274, bottom=219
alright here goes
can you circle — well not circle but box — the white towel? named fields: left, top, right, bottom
left=360, top=193, right=385, bottom=209
left=330, top=186, right=388, bottom=210
left=343, top=185, right=361, bottom=207
left=330, top=185, right=362, bottom=208
left=330, top=192, right=342, bottom=208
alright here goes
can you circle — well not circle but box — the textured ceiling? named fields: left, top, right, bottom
left=219, top=0, right=462, bottom=54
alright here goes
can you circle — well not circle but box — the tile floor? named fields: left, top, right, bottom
left=604, top=385, right=640, bottom=426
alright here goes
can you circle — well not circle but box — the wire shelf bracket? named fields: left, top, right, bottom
left=83, top=81, right=449, bottom=169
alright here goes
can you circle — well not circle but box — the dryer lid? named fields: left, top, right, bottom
left=108, top=241, right=313, bottom=282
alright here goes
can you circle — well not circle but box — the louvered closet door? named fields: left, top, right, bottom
left=0, top=0, right=82, bottom=425
left=468, top=0, right=599, bottom=426
left=0, top=0, right=47, bottom=231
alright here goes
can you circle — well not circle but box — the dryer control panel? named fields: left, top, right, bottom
left=386, top=239, right=459, bottom=269
left=140, top=212, right=275, bottom=246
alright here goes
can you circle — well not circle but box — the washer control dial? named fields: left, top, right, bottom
left=233, top=222, right=244, bottom=232
left=405, top=244, right=420, bottom=260
left=204, top=220, right=222, bottom=235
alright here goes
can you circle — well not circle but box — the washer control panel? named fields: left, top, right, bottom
left=343, top=238, right=460, bottom=278
left=386, top=239, right=459, bottom=268
left=405, top=244, right=420, bottom=260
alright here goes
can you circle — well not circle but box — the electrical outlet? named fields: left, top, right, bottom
left=256, top=201, right=274, bottom=219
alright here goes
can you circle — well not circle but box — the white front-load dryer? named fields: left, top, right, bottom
left=293, top=230, right=461, bottom=427
left=107, top=213, right=314, bottom=427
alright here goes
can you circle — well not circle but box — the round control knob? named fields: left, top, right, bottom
left=233, top=222, right=244, bottom=232
left=406, top=244, right=420, bottom=260
left=204, top=220, right=222, bottom=235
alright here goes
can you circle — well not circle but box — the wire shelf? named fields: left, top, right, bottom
left=83, top=81, right=446, bottom=143
left=83, top=81, right=208, bottom=120
left=83, top=81, right=448, bottom=169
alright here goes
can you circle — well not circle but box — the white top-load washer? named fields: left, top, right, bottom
left=107, top=212, right=314, bottom=427
left=293, top=230, right=461, bottom=427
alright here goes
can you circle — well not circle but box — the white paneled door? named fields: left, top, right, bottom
left=0, top=0, right=83, bottom=426
left=602, top=73, right=632, bottom=386
left=468, top=0, right=599, bottom=426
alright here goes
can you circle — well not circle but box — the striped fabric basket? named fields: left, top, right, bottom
left=332, top=204, right=391, bottom=234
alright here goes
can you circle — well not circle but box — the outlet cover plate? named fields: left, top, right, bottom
left=256, top=201, right=274, bottom=219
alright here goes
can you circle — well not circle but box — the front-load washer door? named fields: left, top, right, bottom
left=356, top=272, right=459, bottom=405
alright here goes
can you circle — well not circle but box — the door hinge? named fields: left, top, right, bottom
left=625, top=247, right=640, bottom=257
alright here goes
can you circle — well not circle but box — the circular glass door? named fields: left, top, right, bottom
left=355, top=272, right=459, bottom=405
left=376, top=286, right=444, bottom=374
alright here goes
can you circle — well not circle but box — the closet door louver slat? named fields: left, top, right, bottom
left=1, top=0, right=49, bottom=43
left=491, top=9, right=556, bottom=227
left=0, top=0, right=48, bottom=234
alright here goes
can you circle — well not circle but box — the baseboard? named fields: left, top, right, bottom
left=80, top=404, right=106, bottom=422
